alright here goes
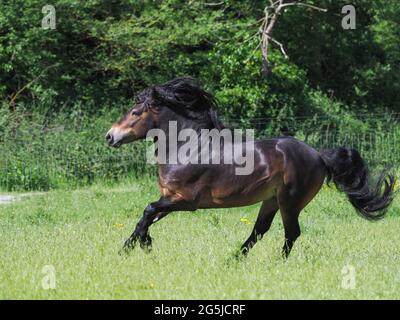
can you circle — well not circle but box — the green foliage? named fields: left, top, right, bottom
left=1, top=0, right=399, bottom=114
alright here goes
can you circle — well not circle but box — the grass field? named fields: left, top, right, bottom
left=0, top=178, right=399, bottom=299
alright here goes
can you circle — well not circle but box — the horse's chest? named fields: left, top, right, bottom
left=158, top=177, right=201, bottom=202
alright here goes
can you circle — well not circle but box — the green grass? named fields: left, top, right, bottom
left=0, top=178, right=399, bottom=299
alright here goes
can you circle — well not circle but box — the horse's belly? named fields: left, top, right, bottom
left=198, top=183, right=277, bottom=208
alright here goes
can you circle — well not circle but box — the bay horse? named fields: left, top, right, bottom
left=106, top=77, right=395, bottom=258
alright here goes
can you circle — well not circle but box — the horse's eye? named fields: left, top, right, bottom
left=131, top=110, right=140, bottom=116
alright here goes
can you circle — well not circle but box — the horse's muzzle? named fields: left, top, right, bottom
left=105, top=128, right=123, bottom=148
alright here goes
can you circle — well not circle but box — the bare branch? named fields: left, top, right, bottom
left=203, top=1, right=225, bottom=6
left=243, top=42, right=261, bottom=64
left=252, top=0, right=327, bottom=75
left=240, top=30, right=260, bottom=45
left=281, top=2, right=327, bottom=12
left=268, top=35, right=289, bottom=59
left=8, top=63, right=59, bottom=106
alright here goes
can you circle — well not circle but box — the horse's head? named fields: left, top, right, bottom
left=106, top=88, right=160, bottom=148
left=106, top=77, right=224, bottom=147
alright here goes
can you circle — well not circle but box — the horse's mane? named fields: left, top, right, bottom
left=137, top=77, right=225, bottom=130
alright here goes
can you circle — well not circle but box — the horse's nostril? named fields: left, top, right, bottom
left=106, top=134, right=113, bottom=143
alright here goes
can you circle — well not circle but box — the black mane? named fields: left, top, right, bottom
left=138, top=77, right=225, bottom=129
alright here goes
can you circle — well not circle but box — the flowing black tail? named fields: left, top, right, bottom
left=320, top=148, right=396, bottom=220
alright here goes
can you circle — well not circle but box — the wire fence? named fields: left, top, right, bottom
left=1, top=114, right=399, bottom=191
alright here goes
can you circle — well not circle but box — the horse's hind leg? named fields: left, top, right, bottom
left=279, top=204, right=301, bottom=258
left=240, top=198, right=279, bottom=255
left=278, top=176, right=324, bottom=258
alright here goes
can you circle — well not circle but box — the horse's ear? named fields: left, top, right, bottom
left=142, top=86, right=157, bottom=106
left=146, top=86, right=162, bottom=111
left=151, top=86, right=158, bottom=97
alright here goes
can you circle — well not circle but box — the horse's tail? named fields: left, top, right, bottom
left=320, top=147, right=396, bottom=220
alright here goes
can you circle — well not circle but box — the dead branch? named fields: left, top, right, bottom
left=281, top=2, right=328, bottom=12
left=8, top=63, right=59, bottom=106
left=255, top=0, right=327, bottom=75
left=203, top=1, right=225, bottom=6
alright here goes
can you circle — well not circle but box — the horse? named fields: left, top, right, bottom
left=106, top=77, right=395, bottom=258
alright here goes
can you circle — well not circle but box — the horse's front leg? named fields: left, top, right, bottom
left=121, top=197, right=197, bottom=253
left=122, top=204, right=164, bottom=252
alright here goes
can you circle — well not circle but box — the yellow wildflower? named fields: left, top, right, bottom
left=113, top=223, right=125, bottom=230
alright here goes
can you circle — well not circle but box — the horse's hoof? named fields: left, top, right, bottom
left=239, top=247, right=249, bottom=257
left=118, top=248, right=126, bottom=256
left=139, top=236, right=153, bottom=253
left=140, top=242, right=152, bottom=253
left=119, top=246, right=133, bottom=256
left=233, top=249, right=247, bottom=262
left=119, top=239, right=135, bottom=255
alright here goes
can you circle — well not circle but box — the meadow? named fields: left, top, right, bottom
left=2, top=0, right=400, bottom=301
left=0, top=177, right=399, bottom=299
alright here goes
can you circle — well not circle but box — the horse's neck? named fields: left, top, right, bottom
left=159, top=118, right=217, bottom=142
left=154, top=118, right=229, bottom=167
